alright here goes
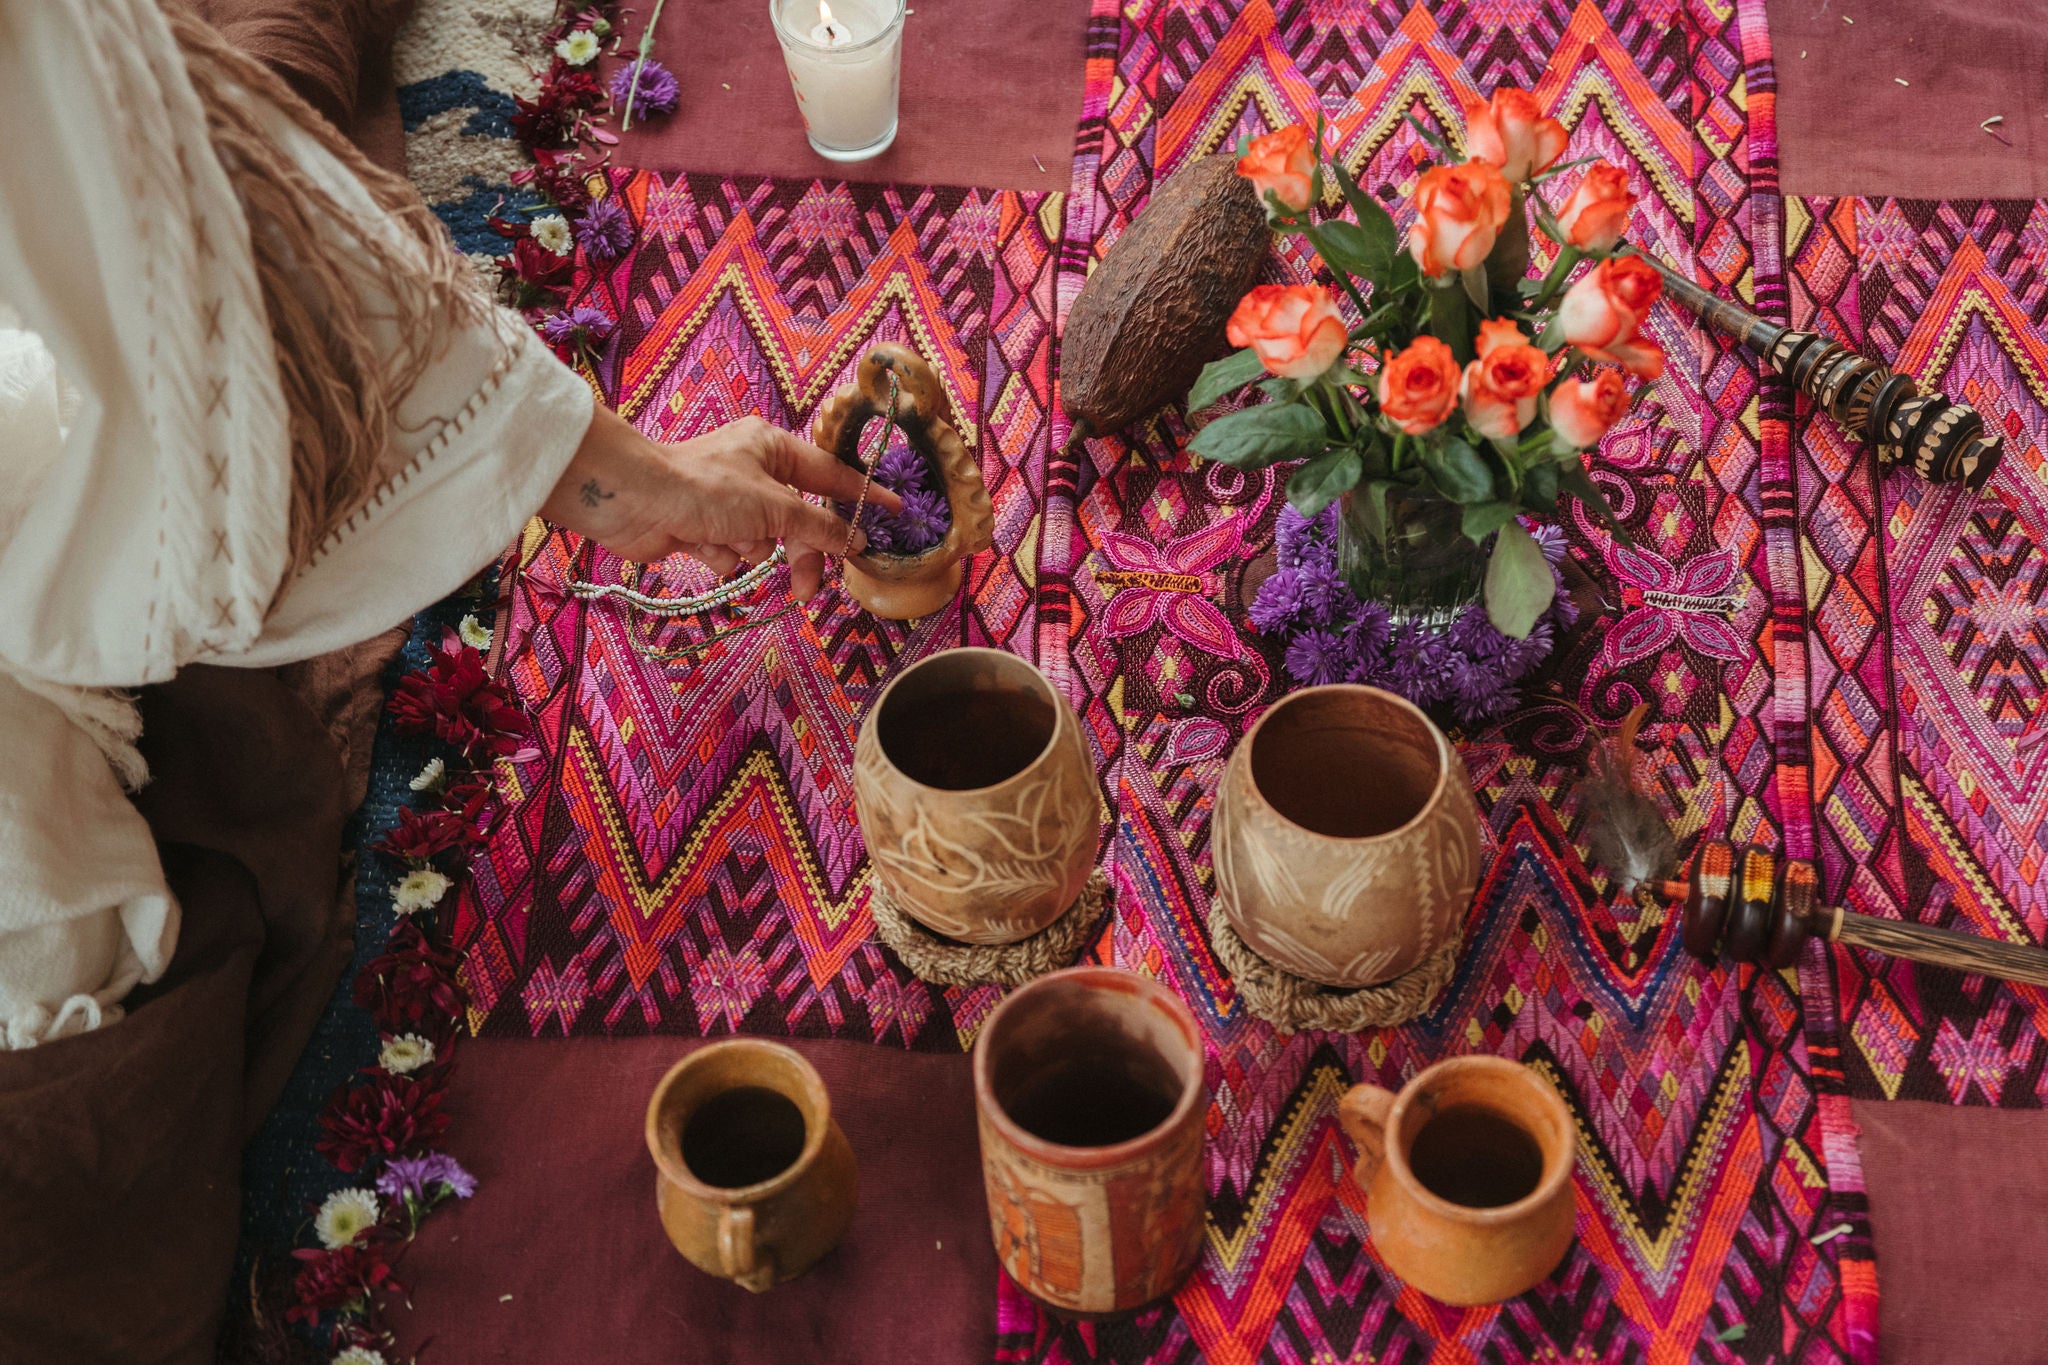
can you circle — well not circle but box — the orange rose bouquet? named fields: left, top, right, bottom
left=1187, top=94, right=1662, bottom=637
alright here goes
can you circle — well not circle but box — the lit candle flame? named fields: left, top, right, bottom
left=818, top=0, right=835, bottom=26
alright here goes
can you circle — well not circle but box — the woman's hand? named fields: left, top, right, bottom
left=542, top=406, right=901, bottom=601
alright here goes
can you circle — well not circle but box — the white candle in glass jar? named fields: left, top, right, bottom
left=771, top=0, right=906, bottom=161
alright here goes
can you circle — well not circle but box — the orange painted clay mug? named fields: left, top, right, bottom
left=973, top=966, right=1207, bottom=1317
left=1340, top=1055, right=1576, bottom=1306
left=645, top=1040, right=857, bottom=1291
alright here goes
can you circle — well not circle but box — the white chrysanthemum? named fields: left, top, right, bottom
left=555, top=29, right=600, bottom=65
left=379, top=1033, right=437, bottom=1075
left=334, top=1348, right=387, bottom=1365
left=531, top=213, right=574, bottom=256
left=409, top=757, right=446, bottom=792
left=459, top=613, right=493, bottom=651
left=314, top=1188, right=380, bottom=1249
left=392, top=869, right=453, bottom=915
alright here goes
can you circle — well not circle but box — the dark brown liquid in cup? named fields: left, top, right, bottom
left=1002, top=1054, right=1181, bottom=1148
left=1407, top=1105, right=1546, bottom=1208
left=680, top=1086, right=808, bottom=1188
left=1253, top=722, right=1436, bottom=838
left=883, top=690, right=1055, bottom=790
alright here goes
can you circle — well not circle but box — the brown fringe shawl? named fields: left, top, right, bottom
left=163, top=4, right=494, bottom=579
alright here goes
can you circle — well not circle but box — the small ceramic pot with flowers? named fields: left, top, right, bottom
left=816, top=343, right=994, bottom=621
left=1193, top=92, right=1665, bottom=720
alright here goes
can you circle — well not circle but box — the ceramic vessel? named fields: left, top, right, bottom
left=815, top=342, right=994, bottom=620
left=973, top=966, right=1207, bottom=1317
left=1211, top=684, right=1481, bottom=987
left=854, top=647, right=1098, bottom=945
left=644, top=1039, right=857, bottom=1291
left=1339, top=1055, right=1577, bottom=1306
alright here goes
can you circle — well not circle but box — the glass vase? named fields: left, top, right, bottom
left=1336, top=492, right=1486, bottom=626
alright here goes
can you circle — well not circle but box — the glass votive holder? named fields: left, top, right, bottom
left=770, top=0, right=906, bottom=162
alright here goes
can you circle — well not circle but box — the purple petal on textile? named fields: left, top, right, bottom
left=1100, top=530, right=1174, bottom=575
left=1100, top=588, right=1165, bottom=639
left=1676, top=614, right=1748, bottom=662
left=1598, top=609, right=1677, bottom=672
left=1162, top=595, right=1241, bottom=659
left=1161, top=517, right=1244, bottom=574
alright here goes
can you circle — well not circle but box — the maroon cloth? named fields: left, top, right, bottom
left=1852, top=1098, right=2048, bottom=1363
left=606, top=0, right=1087, bottom=191
left=392, top=1036, right=998, bottom=1364
left=1767, top=0, right=2048, bottom=197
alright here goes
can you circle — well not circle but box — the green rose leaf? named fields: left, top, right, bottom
left=1483, top=519, right=1556, bottom=638
left=1286, top=447, right=1364, bottom=518
left=1460, top=501, right=1520, bottom=542
left=1429, top=282, right=1474, bottom=364
left=1331, top=164, right=1402, bottom=270
left=1311, top=220, right=1385, bottom=280
left=1520, top=459, right=1560, bottom=510
left=1427, top=437, right=1496, bottom=503
left=1557, top=460, right=1630, bottom=541
left=1189, top=347, right=1268, bottom=413
left=1354, top=478, right=1392, bottom=544
left=1188, top=402, right=1331, bottom=468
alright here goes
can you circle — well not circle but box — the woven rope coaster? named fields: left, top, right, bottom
left=871, top=869, right=1110, bottom=987
left=1206, top=905, right=1460, bottom=1032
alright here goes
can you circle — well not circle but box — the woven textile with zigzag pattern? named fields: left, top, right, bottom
left=443, top=1, right=1899, bottom=1359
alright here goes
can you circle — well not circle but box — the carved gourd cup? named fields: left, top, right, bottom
left=854, top=648, right=1098, bottom=945
left=1211, top=685, right=1481, bottom=988
left=814, top=342, right=994, bottom=621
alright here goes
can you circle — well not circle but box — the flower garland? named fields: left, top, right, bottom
left=493, top=3, right=679, bottom=353
left=1250, top=505, right=1577, bottom=726
left=272, top=614, right=533, bottom=1361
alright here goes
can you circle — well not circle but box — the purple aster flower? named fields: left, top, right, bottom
left=1386, top=622, right=1458, bottom=706
left=539, top=311, right=580, bottom=346
left=540, top=305, right=616, bottom=350
left=610, top=58, right=681, bottom=118
left=1248, top=566, right=1307, bottom=634
left=890, top=489, right=951, bottom=552
left=1531, top=522, right=1567, bottom=566
left=1343, top=599, right=1394, bottom=663
left=377, top=1152, right=476, bottom=1204
left=574, top=197, right=634, bottom=261
left=1283, top=628, right=1350, bottom=687
left=1449, top=655, right=1514, bottom=725
left=1498, top=619, right=1555, bottom=677
left=857, top=503, right=901, bottom=554
left=1295, top=561, right=1351, bottom=625
left=873, top=441, right=930, bottom=493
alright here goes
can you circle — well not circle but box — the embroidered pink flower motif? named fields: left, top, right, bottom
left=1597, top=546, right=1747, bottom=672
left=1097, top=520, right=1244, bottom=659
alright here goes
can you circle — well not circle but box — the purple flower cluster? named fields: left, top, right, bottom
left=853, top=439, right=951, bottom=556
left=609, top=58, right=681, bottom=118
left=1250, top=506, right=1576, bottom=725
left=376, top=1152, right=476, bottom=1205
left=539, top=305, right=615, bottom=350
left=574, top=197, right=634, bottom=261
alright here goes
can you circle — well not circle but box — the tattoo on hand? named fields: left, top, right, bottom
left=579, top=478, right=615, bottom=509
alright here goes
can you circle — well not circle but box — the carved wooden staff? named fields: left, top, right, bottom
left=1650, top=260, right=2003, bottom=491
left=1657, top=839, right=2048, bottom=988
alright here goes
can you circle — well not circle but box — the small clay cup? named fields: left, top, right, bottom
left=1340, top=1056, right=1576, bottom=1306
left=854, top=648, right=1098, bottom=945
left=1211, top=684, right=1481, bottom=987
left=973, top=966, right=1207, bottom=1317
left=645, top=1040, right=857, bottom=1291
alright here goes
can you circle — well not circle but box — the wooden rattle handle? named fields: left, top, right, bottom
left=1831, top=913, right=2048, bottom=989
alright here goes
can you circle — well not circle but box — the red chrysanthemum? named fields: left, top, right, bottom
left=353, top=921, right=465, bottom=1034
left=316, top=1070, right=452, bottom=1173
left=373, top=805, right=477, bottom=863
left=387, top=643, right=533, bottom=759
left=532, top=160, right=593, bottom=214
left=286, top=1242, right=402, bottom=1325
left=548, top=68, right=605, bottom=110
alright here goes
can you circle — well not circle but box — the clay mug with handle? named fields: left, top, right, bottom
left=645, top=1039, right=857, bottom=1291
left=1339, top=1055, right=1576, bottom=1306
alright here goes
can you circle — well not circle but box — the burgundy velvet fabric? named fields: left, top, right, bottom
left=604, top=0, right=1088, bottom=191
left=1851, top=1099, right=2048, bottom=1364
left=1767, top=0, right=2048, bottom=197
left=391, top=1036, right=999, bottom=1364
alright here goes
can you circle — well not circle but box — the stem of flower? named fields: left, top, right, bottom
left=620, top=0, right=671, bottom=131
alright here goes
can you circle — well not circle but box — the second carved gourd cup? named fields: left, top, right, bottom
left=1211, top=684, right=1481, bottom=988
left=854, top=648, right=1098, bottom=945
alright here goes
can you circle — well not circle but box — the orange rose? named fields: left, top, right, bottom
left=1377, top=335, right=1463, bottom=434
left=1460, top=319, right=1551, bottom=439
left=1407, top=161, right=1513, bottom=278
left=1555, top=161, right=1636, bottom=252
left=1548, top=369, right=1630, bottom=448
left=1225, top=284, right=1348, bottom=380
left=1559, top=256, right=1665, bottom=379
left=1464, top=88, right=1568, bottom=183
left=1237, top=124, right=1317, bottom=213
